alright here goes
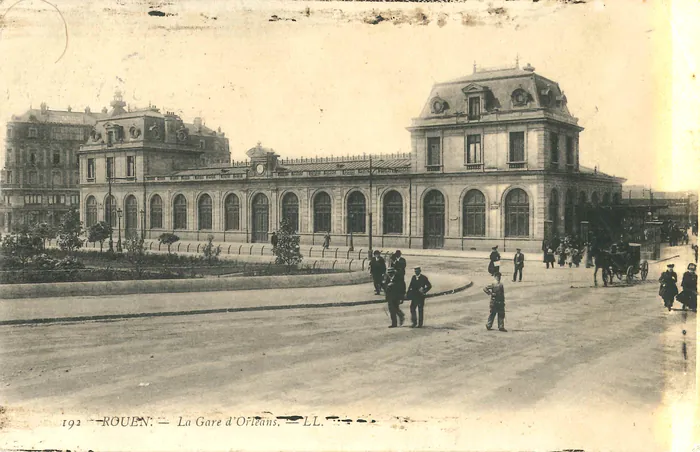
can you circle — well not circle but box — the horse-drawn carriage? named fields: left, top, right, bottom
left=594, top=243, right=649, bottom=286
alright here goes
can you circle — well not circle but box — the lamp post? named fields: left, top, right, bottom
left=348, top=212, right=354, bottom=252
left=107, top=174, right=114, bottom=253
left=116, top=208, right=123, bottom=252
left=140, top=208, right=145, bottom=240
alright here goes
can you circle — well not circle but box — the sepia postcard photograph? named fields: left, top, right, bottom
left=0, top=0, right=699, bottom=451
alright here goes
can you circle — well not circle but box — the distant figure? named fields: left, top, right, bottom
left=484, top=272, right=507, bottom=332
left=270, top=231, right=278, bottom=249
left=694, top=244, right=698, bottom=264
left=512, top=248, right=524, bottom=282
left=322, top=232, right=331, bottom=249
left=488, top=246, right=501, bottom=276
left=545, top=248, right=555, bottom=269
left=406, top=266, right=432, bottom=328
left=384, top=268, right=405, bottom=328
left=658, top=263, right=678, bottom=311
left=678, top=263, right=697, bottom=312
left=369, top=250, right=387, bottom=295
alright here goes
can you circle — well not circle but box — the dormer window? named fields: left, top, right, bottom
left=511, top=88, right=529, bottom=107
left=468, top=97, right=481, bottom=120
left=28, top=127, right=38, bottom=138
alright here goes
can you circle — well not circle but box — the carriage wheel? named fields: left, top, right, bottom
left=640, top=261, right=649, bottom=281
left=626, top=266, right=634, bottom=284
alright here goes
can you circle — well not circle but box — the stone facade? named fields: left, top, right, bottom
left=77, top=64, right=624, bottom=252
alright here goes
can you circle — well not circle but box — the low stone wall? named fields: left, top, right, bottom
left=0, top=271, right=371, bottom=300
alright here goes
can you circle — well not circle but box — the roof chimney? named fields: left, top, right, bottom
left=194, top=117, right=202, bottom=132
left=85, top=106, right=91, bottom=114
left=67, top=106, right=72, bottom=112
left=40, top=102, right=48, bottom=114
left=523, top=63, right=535, bottom=72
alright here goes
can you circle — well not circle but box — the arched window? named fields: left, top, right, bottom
left=125, top=195, right=138, bottom=238
left=224, top=194, right=240, bottom=231
left=578, top=191, right=588, bottom=223
left=612, top=193, right=621, bottom=205
left=52, top=171, right=62, bottom=186
left=173, top=194, right=187, bottom=230
left=86, top=196, right=97, bottom=227
left=105, top=195, right=116, bottom=228
left=282, top=192, right=299, bottom=232
left=463, top=190, right=486, bottom=236
left=150, top=195, right=163, bottom=229
left=602, top=192, right=610, bottom=206
left=313, top=192, right=331, bottom=233
left=198, top=194, right=212, bottom=230
left=549, top=189, right=559, bottom=233
left=347, top=191, right=366, bottom=233
left=565, top=189, right=576, bottom=234
left=505, top=189, right=529, bottom=237
left=591, top=192, right=599, bottom=206
left=383, top=190, right=403, bottom=234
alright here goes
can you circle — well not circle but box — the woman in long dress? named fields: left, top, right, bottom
left=658, top=264, right=679, bottom=311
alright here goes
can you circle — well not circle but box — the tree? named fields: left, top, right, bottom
left=273, top=218, right=303, bottom=269
left=158, top=233, right=180, bottom=254
left=202, top=234, right=221, bottom=265
left=88, top=221, right=112, bottom=253
left=31, top=222, right=57, bottom=250
left=57, top=209, right=83, bottom=255
left=0, top=231, right=43, bottom=268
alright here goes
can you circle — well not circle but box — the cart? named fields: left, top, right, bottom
left=607, top=243, right=649, bottom=284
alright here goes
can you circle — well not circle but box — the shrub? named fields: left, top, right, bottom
left=57, top=209, right=83, bottom=254
left=124, top=236, right=147, bottom=277
left=273, top=218, right=303, bottom=268
left=202, top=234, right=221, bottom=265
left=31, top=222, right=57, bottom=250
left=87, top=221, right=112, bottom=253
left=0, top=231, right=43, bottom=268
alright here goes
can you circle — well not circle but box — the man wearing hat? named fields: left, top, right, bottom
left=406, top=266, right=432, bottom=328
left=513, top=248, right=525, bottom=282
left=679, top=263, right=697, bottom=311
left=391, top=250, right=407, bottom=282
left=658, top=263, right=679, bottom=311
left=488, top=246, right=501, bottom=276
left=369, top=250, right=387, bottom=295
left=384, top=267, right=405, bottom=328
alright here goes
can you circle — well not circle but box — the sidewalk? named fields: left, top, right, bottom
left=0, top=272, right=472, bottom=325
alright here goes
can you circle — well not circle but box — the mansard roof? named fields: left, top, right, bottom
left=10, top=108, right=109, bottom=126
left=415, top=64, right=577, bottom=125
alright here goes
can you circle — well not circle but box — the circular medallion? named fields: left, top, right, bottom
left=255, top=164, right=265, bottom=175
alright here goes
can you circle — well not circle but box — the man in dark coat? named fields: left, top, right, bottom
left=484, top=272, right=507, bottom=332
left=659, top=263, right=679, bottom=311
left=488, top=246, right=501, bottom=275
left=406, top=266, right=432, bottom=328
left=270, top=231, right=278, bottom=249
left=678, top=263, right=697, bottom=312
left=369, top=250, right=387, bottom=295
left=513, top=248, right=525, bottom=282
left=384, top=268, right=405, bottom=328
left=391, top=250, right=407, bottom=282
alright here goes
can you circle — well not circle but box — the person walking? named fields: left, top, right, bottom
left=545, top=247, right=555, bottom=269
left=512, top=248, right=525, bottom=282
left=270, top=231, right=278, bottom=249
left=322, top=232, right=331, bottom=249
left=406, top=266, right=432, bottom=328
left=484, top=272, right=507, bottom=332
left=369, top=250, right=387, bottom=295
left=384, top=268, right=405, bottom=328
left=488, top=246, right=501, bottom=276
left=658, top=263, right=679, bottom=311
left=391, top=250, right=407, bottom=282
left=678, top=263, right=697, bottom=312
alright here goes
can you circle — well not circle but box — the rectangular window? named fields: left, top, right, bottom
left=550, top=133, right=559, bottom=164
left=199, top=140, right=206, bottom=149
left=87, top=158, right=95, bottom=180
left=468, top=97, right=481, bottom=120
left=466, top=134, right=482, bottom=164
left=126, top=156, right=135, bottom=177
left=509, top=132, right=525, bottom=162
left=24, top=195, right=42, bottom=205
left=28, top=128, right=38, bottom=138
left=566, top=136, right=574, bottom=166
left=427, top=137, right=441, bottom=167
left=70, top=195, right=79, bottom=205
left=5, top=171, right=11, bottom=184
left=53, top=152, right=61, bottom=165
left=7, top=128, right=13, bottom=138
left=106, top=157, right=114, bottom=179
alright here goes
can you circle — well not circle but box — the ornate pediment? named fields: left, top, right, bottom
left=461, top=83, right=488, bottom=95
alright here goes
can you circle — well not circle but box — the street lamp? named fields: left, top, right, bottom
left=348, top=212, right=355, bottom=252
left=140, top=208, right=145, bottom=240
left=116, top=208, right=123, bottom=252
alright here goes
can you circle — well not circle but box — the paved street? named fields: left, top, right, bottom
left=0, top=244, right=697, bottom=451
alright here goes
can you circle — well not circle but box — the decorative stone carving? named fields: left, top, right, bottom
left=129, top=125, right=142, bottom=139
left=430, top=96, right=449, bottom=114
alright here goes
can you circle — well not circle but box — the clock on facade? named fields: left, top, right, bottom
left=255, top=163, right=265, bottom=175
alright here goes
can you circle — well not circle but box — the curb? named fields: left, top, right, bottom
left=0, top=281, right=473, bottom=326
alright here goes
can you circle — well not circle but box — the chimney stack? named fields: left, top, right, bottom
left=194, top=117, right=202, bottom=132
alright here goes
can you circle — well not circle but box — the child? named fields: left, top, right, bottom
left=484, top=272, right=507, bottom=332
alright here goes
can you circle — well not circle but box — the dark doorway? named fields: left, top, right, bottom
left=423, top=190, right=445, bottom=249
left=251, top=193, right=269, bottom=243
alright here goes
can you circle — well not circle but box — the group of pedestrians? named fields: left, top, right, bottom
left=370, top=250, right=432, bottom=328
left=541, top=235, right=583, bottom=269
left=658, top=262, right=697, bottom=312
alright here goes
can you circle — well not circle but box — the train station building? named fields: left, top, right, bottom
left=74, top=63, right=624, bottom=252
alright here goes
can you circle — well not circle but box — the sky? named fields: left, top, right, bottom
left=0, top=0, right=696, bottom=191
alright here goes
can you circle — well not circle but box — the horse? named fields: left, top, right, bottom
left=592, top=249, right=612, bottom=287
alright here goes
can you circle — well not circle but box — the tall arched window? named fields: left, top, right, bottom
left=602, top=192, right=611, bottom=206
left=505, top=189, right=529, bottom=237
left=591, top=192, right=599, bottom=206
left=173, top=194, right=187, bottom=230
left=150, top=195, right=163, bottom=229
left=383, top=190, right=403, bottom=234
left=125, top=195, right=138, bottom=238
left=549, top=189, right=559, bottom=233
left=578, top=191, right=588, bottom=224
left=565, top=189, right=576, bottom=234
left=105, top=195, right=116, bottom=228
left=462, top=189, right=486, bottom=236
left=224, top=194, right=240, bottom=231
left=282, top=192, right=299, bottom=232
left=314, top=192, right=331, bottom=233
left=86, top=196, right=97, bottom=227
left=347, top=191, right=366, bottom=233
left=198, top=194, right=212, bottom=230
